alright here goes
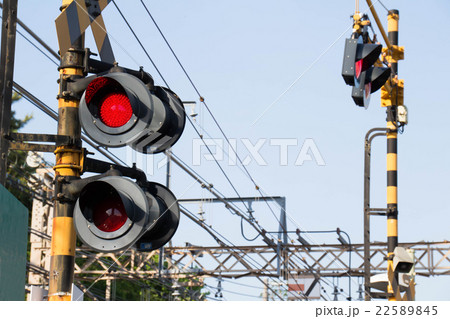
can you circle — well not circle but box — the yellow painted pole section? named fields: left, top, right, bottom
left=50, top=217, right=77, bottom=256
left=388, top=12, right=399, bottom=33
left=387, top=219, right=398, bottom=237
left=386, top=153, right=397, bottom=171
left=387, top=187, right=397, bottom=205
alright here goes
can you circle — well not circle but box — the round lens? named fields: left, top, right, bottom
left=99, top=92, right=133, bottom=127
left=93, top=195, right=128, bottom=232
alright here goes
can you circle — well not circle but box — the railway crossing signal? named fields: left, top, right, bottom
left=79, top=72, right=186, bottom=154
left=74, top=176, right=180, bottom=253
left=342, top=35, right=390, bottom=108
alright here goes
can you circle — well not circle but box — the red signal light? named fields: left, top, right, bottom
left=99, top=92, right=133, bottom=127
left=79, top=72, right=186, bottom=153
left=355, top=59, right=363, bottom=79
left=92, top=195, right=128, bottom=232
left=84, top=76, right=133, bottom=128
left=74, top=176, right=181, bottom=253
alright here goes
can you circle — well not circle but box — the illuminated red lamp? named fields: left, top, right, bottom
left=99, top=92, right=133, bottom=128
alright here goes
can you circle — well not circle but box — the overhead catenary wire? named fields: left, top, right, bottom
left=15, top=28, right=59, bottom=66
left=139, top=1, right=292, bottom=238
left=113, top=1, right=260, bottom=218
left=221, top=277, right=263, bottom=290
left=204, top=283, right=261, bottom=299
left=0, top=2, right=59, bottom=60
left=377, top=0, right=390, bottom=13
left=111, top=0, right=169, bottom=88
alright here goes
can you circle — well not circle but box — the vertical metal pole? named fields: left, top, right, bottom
left=0, top=0, right=18, bottom=186
left=48, top=0, right=84, bottom=301
left=276, top=198, right=287, bottom=279
left=159, top=149, right=171, bottom=276
left=386, top=9, right=399, bottom=301
left=363, top=129, right=388, bottom=300
left=278, top=197, right=289, bottom=280
left=363, top=137, right=371, bottom=300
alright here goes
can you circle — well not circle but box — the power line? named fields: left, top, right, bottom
left=378, top=0, right=390, bottom=12
left=16, top=28, right=59, bottom=66
left=0, top=2, right=59, bottom=60
left=204, top=283, right=261, bottom=299
left=113, top=0, right=260, bottom=219
left=139, top=1, right=288, bottom=235
left=111, top=0, right=169, bottom=88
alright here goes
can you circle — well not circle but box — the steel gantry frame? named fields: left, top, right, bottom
left=27, top=238, right=450, bottom=299
left=72, top=242, right=450, bottom=280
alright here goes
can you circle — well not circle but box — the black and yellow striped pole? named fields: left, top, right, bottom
left=385, top=9, right=399, bottom=301
left=48, top=0, right=84, bottom=301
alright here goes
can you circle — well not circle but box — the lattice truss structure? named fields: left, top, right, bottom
left=29, top=241, right=450, bottom=283
left=116, top=242, right=449, bottom=279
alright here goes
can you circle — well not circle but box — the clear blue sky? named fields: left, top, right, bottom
left=10, top=0, right=450, bottom=300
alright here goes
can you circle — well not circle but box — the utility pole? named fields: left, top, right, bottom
left=385, top=9, right=400, bottom=301
left=48, top=0, right=84, bottom=301
left=0, top=0, right=18, bottom=186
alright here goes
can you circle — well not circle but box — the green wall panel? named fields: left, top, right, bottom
left=0, top=184, right=28, bottom=301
